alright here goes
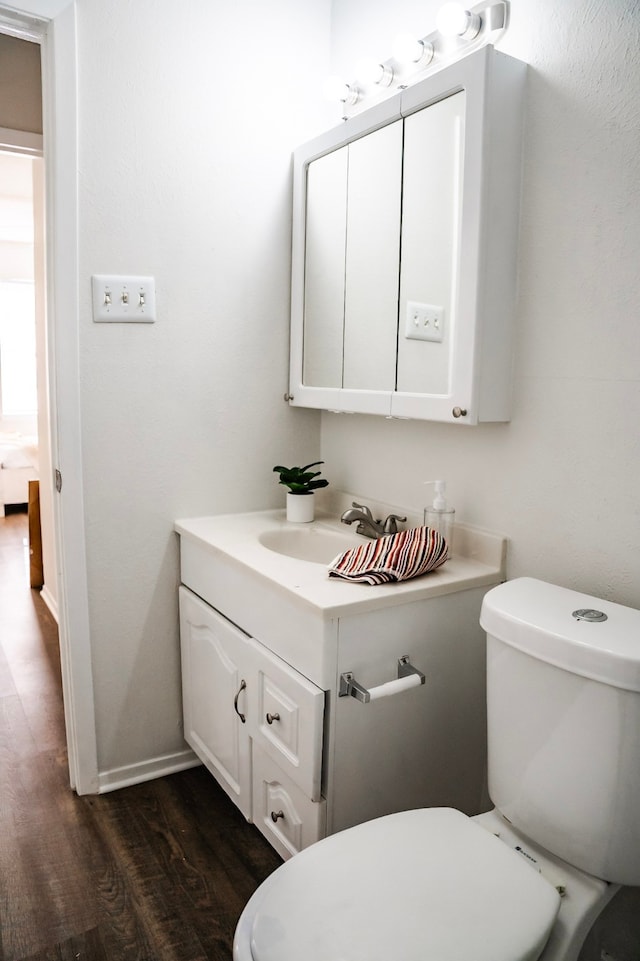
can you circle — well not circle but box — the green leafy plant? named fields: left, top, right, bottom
left=273, top=461, right=329, bottom=495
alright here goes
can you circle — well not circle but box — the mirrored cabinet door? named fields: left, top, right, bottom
left=302, top=146, right=347, bottom=389
left=396, top=91, right=464, bottom=397
left=303, top=121, right=402, bottom=394
left=343, top=120, right=402, bottom=391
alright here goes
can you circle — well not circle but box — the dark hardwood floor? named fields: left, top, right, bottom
left=0, top=510, right=281, bottom=961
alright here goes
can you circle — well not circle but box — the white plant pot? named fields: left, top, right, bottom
left=286, top=491, right=315, bottom=523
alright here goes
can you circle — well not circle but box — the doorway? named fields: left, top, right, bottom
left=0, top=140, right=57, bottom=590
left=0, top=39, right=63, bottom=758
left=0, top=0, right=98, bottom=795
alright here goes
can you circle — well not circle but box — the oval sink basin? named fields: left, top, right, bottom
left=258, top=527, right=361, bottom=565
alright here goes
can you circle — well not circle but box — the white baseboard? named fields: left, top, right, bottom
left=97, top=747, right=201, bottom=794
left=40, top=584, right=58, bottom=622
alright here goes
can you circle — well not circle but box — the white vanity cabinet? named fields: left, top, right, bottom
left=179, top=586, right=326, bottom=859
left=176, top=509, right=507, bottom=861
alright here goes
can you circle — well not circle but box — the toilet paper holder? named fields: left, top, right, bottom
left=339, top=655, right=425, bottom=704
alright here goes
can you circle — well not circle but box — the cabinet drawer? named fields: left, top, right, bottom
left=252, top=745, right=326, bottom=860
left=246, top=634, right=325, bottom=801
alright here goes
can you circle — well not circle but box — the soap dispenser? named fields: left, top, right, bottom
left=424, top=480, right=455, bottom=546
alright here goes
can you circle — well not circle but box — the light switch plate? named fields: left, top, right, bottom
left=92, top=275, right=156, bottom=323
left=405, top=301, right=444, bottom=343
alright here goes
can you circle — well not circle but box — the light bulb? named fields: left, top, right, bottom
left=392, top=33, right=434, bottom=66
left=323, top=75, right=359, bottom=105
left=355, top=59, right=394, bottom=87
left=436, top=3, right=482, bottom=39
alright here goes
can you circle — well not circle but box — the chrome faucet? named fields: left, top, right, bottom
left=340, top=502, right=407, bottom=539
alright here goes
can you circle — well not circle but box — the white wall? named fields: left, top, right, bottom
left=76, top=0, right=331, bottom=779
left=323, top=0, right=640, bottom=609
left=71, top=0, right=640, bottom=789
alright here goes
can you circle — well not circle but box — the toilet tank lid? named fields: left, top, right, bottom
left=480, top=578, right=640, bottom=692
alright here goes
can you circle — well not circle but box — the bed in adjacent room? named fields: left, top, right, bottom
left=0, top=432, right=39, bottom=514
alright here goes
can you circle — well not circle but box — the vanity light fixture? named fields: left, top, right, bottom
left=435, top=2, right=482, bottom=39
left=325, top=0, right=507, bottom=118
left=355, top=59, right=395, bottom=87
left=391, top=33, right=435, bottom=67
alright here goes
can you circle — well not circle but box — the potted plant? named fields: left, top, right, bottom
left=273, top=461, right=329, bottom=523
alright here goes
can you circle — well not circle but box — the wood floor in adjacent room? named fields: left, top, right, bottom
left=0, top=510, right=281, bottom=961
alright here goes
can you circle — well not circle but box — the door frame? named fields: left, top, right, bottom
left=0, top=0, right=98, bottom=793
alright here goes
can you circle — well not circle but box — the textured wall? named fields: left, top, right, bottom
left=323, top=0, right=640, bottom=608
left=76, top=0, right=332, bottom=777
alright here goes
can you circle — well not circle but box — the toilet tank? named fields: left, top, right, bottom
left=480, top=577, right=640, bottom=886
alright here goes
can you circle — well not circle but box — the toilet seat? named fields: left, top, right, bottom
left=235, top=808, right=560, bottom=961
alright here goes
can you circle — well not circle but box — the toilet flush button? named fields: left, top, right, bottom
left=572, top=608, right=608, bottom=622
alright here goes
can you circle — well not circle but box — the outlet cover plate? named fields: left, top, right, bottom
left=405, top=301, right=444, bottom=343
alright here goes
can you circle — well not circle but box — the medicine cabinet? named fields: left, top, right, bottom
left=288, top=46, right=526, bottom=424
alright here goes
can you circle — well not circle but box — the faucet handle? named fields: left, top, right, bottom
left=383, top=514, right=407, bottom=535
left=351, top=501, right=374, bottom=520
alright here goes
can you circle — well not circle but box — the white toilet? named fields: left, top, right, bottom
left=234, top=577, right=640, bottom=961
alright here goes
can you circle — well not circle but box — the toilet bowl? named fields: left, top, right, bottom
left=233, top=578, right=640, bottom=961
left=233, top=808, right=618, bottom=961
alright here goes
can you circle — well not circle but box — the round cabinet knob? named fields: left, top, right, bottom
left=266, top=712, right=280, bottom=725
left=452, top=406, right=468, bottom=419
left=270, top=809, right=285, bottom=823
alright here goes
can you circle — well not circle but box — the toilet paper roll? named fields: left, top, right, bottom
left=368, top=673, right=422, bottom=701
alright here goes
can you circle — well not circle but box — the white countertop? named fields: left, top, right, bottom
left=175, top=508, right=507, bottom=618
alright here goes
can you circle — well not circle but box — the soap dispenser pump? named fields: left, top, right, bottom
left=424, top=480, right=455, bottom=546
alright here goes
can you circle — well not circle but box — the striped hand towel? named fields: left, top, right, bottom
left=328, top=526, right=449, bottom=585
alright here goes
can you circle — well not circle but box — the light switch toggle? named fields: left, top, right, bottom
left=405, top=301, right=445, bottom=343
left=92, top=275, right=156, bottom=323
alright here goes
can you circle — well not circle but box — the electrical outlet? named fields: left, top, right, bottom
left=405, top=300, right=444, bottom=343
left=91, top=274, right=156, bottom=323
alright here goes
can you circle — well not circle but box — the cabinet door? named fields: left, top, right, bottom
left=302, top=122, right=402, bottom=401
left=343, top=120, right=402, bottom=391
left=303, top=145, right=348, bottom=388
left=245, top=635, right=325, bottom=802
left=396, top=91, right=465, bottom=398
left=179, top=587, right=251, bottom=819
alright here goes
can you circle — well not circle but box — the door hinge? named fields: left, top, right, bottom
left=55, top=469, right=62, bottom=493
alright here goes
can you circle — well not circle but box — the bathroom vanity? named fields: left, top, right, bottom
left=175, top=505, right=506, bottom=859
